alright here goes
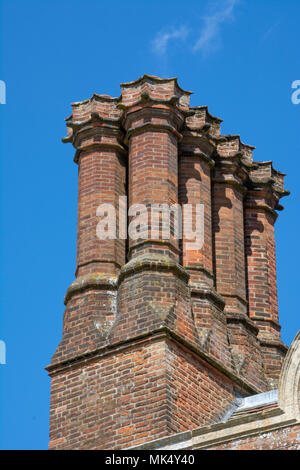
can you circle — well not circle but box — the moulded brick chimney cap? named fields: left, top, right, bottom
left=71, top=93, right=120, bottom=107
left=189, top=106, right=223, bottom=123
left=120, top=74, right=193, bottom=95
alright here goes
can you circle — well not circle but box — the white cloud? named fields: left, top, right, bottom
left=151, top=26, right=189, bottom=56
left=193, top=0, right=239, bottom=53
left=261, top=22, right=280, bottom=42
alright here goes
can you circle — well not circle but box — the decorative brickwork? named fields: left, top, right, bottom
left=47, top=75, right=289, bottom=449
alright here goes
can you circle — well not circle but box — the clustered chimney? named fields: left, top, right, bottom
left=47, top=75, right=289, bottom=450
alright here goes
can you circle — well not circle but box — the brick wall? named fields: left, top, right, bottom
left=49, top=337, right=239, bottom=450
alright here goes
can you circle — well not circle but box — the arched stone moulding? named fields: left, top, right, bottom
left=279, top=330, right=300, bottom=420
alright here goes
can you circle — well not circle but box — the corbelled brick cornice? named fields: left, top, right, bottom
left=119, top=74, right=192, bottom=110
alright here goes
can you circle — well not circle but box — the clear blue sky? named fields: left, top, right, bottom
left=0, top=0, right=299, bottom=450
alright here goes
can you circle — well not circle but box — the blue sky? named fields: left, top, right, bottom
left=0, top=0, right=299, bottom=450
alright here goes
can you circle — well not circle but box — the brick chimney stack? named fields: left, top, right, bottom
left=47, top=75, right=289, bottom=449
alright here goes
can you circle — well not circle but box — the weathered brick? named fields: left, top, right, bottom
left=47, top=75, right=289, bottom=450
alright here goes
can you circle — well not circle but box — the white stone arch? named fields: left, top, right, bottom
left=278, top=331, right=300, bottom=420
